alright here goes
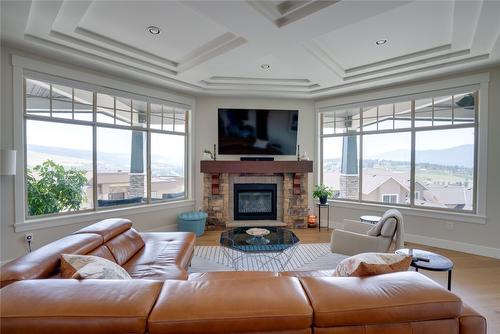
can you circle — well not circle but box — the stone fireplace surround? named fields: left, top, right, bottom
left=201, top=160, right=313, bottom=229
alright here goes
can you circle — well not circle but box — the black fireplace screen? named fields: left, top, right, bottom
left=234, top=183, right=277, bottom=220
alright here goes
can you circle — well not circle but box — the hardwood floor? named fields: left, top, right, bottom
left=197, top=228, right=500, bottom=334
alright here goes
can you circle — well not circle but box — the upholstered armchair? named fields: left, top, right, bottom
left=330, top=210, right=403, bottom=256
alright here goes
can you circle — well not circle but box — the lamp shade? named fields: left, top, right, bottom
left=0, top=149, right=17, bottom=175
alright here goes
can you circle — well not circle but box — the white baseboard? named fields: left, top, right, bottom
left=405, top=233, right=500, bottom=259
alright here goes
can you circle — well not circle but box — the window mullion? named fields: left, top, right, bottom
left=92, top=92, right=98, bottom=211
left=358, top=107, right=363, bottom=202
left=147, top=102, right=152, bottom=205
left=410, top=99, right=416, bottom=207
left=472, top=91, right=479, bottom=213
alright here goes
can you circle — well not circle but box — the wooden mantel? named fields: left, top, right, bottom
left=200, top=160, right=313, bottom=174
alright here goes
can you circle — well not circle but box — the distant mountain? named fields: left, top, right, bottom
left=27, top=144, right=184, bottom=175
left=368, top=144, right=474, bottom=168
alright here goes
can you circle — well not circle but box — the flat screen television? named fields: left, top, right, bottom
left=218, top=108, right=298, bottom=155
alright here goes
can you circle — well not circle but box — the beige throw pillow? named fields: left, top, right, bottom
left=61, top=254, right=131, bottom=280
left=334, top=252, right=412, bottom=277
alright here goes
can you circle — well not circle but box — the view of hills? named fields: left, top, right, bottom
left=368, top=144, right=474, bottom=168
left=27, top=144, right=184, bottom=176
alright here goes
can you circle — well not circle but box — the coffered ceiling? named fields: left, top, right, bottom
left=2, top=0, right=500, bottom=98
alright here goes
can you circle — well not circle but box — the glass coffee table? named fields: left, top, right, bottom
left=220, top=227, right=300, bottom=271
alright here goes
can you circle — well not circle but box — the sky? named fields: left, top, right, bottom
left=26, top=120, right=186, bottom=165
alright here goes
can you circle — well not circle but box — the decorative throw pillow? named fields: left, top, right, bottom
left=60, top=254, right=131, bottom=280
left=334, top=253, right=412, bottom=277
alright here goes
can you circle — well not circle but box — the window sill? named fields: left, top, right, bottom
left=14, top=199, right=196, bottom=233
left=329, top=200, right=487, bottom=225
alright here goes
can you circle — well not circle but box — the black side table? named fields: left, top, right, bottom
left=316, top=203, right=330, bottom=231
left=396, top=248, right=454, bottom=291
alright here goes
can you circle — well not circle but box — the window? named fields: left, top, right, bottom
left=320, top=88, right=478, bottom=213
left=382, top=194, right=398, bottom=204
left=24, top=76, right=189, bottom=218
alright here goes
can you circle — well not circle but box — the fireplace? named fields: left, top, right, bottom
left=233, top=183, right=277, bottom=220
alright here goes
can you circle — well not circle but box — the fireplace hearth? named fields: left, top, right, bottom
left=233, top=183, right=277, bottom=220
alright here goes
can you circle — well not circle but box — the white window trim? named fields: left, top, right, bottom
left=315, top=72, right=489, bottom=225
left=12, top=54, right=196, bottom=231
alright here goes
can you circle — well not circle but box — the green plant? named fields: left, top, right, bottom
left=27, top=160, right=88, bottom=216
left=312, top=184, right=333, bottom=199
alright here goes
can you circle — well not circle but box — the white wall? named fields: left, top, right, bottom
left=317, top=66, right=500, bottom=258
left=0, top=47, right=196, bottom=263
left=194, top=96, right=316, bottom=211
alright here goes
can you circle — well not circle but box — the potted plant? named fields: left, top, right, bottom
left=202, top=149, right=213, bottom=160
left=313, top=184, right=333, bottom=205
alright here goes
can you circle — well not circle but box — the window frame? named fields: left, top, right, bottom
left=316, top=73, right=489, bottom=224
left=13, top=57, right=194, bottom=231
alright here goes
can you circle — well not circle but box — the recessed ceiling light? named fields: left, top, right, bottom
left=375, top=39, right=388, bottom=46
left=261, top=64, right=270, bottom=69
left=147, top=26, right=161, bottom=35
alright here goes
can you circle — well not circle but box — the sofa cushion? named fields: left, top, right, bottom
left=105, top=228, right=145, bottom=266
left=86, top=245, right=116, bottom=262
left=313, top=319, right=459, bottom=334
left=148, top=277, right=313, bottom=334
left=459, top=304, right=487, bottom=334
left=280, top=270, right=336, bottom=278
left=122, top=232, right=195, bottom=280
left=189, top=271, right=279, bottom=281
left=0, top=234, right=102, bottom=288
left=60, top=254, right=131, bottom=279
left=73, top=218, right=133, bottom=242
left=334, top=253, right=411, bottom=277
left=0, top=279, right=163, bottom=334
left=300, top=271, right=462, bottom=328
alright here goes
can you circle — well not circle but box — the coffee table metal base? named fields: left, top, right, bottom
left=221, top=244, right=299, bottom=271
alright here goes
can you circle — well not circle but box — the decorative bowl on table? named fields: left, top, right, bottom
left=246, top=228, right=270, bottom=237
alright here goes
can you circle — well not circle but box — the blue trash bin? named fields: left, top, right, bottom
left=177, top=211, right=208, bottom=237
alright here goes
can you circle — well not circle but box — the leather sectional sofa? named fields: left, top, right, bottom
left=0, top=218, right=486, bottom=334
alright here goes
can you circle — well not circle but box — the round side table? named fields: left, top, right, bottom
left=360, top=215, right=381, bottom=225
left=396, top=248, right=454, bottom=291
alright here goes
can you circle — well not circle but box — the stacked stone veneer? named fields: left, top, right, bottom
left=203, top=172, right=309, bottom=229
left=283, top=173, right=309, bottom=228
left=129, top=174, right=145, bottom=198
left=203, top=173, right=229, bottom=229
left=339, top=174, right=359, bottom=200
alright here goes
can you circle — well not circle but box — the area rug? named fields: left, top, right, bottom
left=189, top=243, right=348, bottom=273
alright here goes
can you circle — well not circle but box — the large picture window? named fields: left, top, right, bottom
left=320, top=88, right=478, bottom=213
left=24, top=76, right=189, bottom=218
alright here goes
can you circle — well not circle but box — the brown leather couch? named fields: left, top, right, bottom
left=0, top=219, right=486, bottom=334
left=0, top=218, right=196, bottom=287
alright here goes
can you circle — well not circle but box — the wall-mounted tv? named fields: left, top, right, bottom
left=218, top=108, right=298, bottom=155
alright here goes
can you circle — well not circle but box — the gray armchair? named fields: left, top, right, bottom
left=330, top=210, right=404, bottom=256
